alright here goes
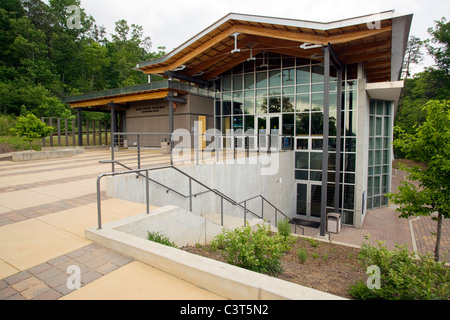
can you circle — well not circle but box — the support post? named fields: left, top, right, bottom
left=41, top=117, right=46, bottom=147
left=320, top=45, right=330, bottom=237
left=64, top=118, right=68, bottom=146
left=334, top=68, right=343, bottom=212
left=49, top=117, right=53, bottom=147
left=77, top=109, right=83, bottom=147
left=57, top=118, right=61, bottom=147
left=72, top=119, right=76, bottom=147
left=86, top=119, right=90, bottom=146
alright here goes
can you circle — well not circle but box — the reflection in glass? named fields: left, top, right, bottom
left=256, top=97, right=267, bottom=113
left=297, top=184, right=307, bottom=215
left=256, top=72, right=267, bottom=88
left=296, top=66, right=310, bottom=84
left=310, top=152, right=322, bottom=170
left=269, top=97, right=281, bottom=113
left=283, top=96, right=294, bottom=112
left=296, top=94, right=310, bottom=112
left=295, top=152, right=309, bottom=169
left=296, top=113, right=309, bottom=135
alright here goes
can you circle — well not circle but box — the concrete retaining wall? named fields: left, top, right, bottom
left=12, top=147, right=84, bottom=161
left=106, top=151, right=296, bottom=223
left=85, top=209, right=346, bottom=300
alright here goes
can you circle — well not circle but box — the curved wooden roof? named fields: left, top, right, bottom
left=136, top=11, right=412, bottom=83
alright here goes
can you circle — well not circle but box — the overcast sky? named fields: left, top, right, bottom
left=77, top=0, right=449, bottom=73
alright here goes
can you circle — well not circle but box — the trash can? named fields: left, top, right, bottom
left=327, top=213, right=341, bottom=234
left=161, top=138, right=171, bottom=154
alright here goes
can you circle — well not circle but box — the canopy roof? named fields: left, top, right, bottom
left=136, top=11, right=412, bottom=83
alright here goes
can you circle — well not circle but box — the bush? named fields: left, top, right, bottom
left=147, top=231, right=177, bottom=248
left=0, top=114, right=17, bottom=136
left=349, top=239, right=450, bottom=300
left=297, top=248, right=308, bottom=264
left=277, top=218, right=291, bottom=239
left=211, top=222, right=292, bottom=275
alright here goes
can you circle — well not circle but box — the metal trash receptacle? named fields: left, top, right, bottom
left=161, top=138, right=171, bottom=154
left=327, top=213, right=341, bottom=234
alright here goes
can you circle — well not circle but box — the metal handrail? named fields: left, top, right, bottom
left=238, top=195, right=305, bottom=235
left=96, top=164, right=301, bottom=235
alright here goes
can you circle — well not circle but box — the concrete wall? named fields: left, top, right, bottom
left=106, top=151, right=296, bottom=226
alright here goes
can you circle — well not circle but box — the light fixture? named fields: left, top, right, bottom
left=300, top=43, right=323, bottom=50
left=230, top=32, right=241, bottom=54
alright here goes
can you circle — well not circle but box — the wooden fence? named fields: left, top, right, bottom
left=41, top=117, right=110, bottom=147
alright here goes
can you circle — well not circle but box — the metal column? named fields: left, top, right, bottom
left=334, top=68, right=343, bottom=212
left=320, top=46, right=330, bottom=237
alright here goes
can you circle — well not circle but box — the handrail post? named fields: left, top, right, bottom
left=137, top=134, right=141, bottom=169
left=145, top=169, right=149, bottom=214
left=97, top=175, right=102, bottom=230
left=275, top=208, right=278, bottom=226
left=189, top=177, right=192, bottom=212
left=111, top=133, right=115, bottom=172
left=221, top=197, right=224, bottom=226
left=246, top=136, right=249, bottom=158
left=261, top=197, right=264, bottom=220
left=233, top=137, right=236, bottom=160
left=244, top=201, right=247, bottom=225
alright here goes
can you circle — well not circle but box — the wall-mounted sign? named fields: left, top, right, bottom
left=136, top=105, right=165, bottom=113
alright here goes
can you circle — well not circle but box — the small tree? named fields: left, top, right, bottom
left=10, top=113, right=54, bottom=151
left=388, top=100, right=449, bottom=261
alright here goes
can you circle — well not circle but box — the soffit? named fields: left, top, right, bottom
left=137, top=12, right=408, bottom=83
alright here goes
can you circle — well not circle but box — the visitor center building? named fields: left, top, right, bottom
left=66, top=10, right=413, bottom=232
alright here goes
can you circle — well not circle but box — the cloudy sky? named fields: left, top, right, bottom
left=78, top=0, right=449, bottom=73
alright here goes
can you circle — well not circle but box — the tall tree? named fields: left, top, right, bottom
left=388, top=100, right=450, bottom=262
left=402, top=36, right=424, bottom=79
left=426, top=17, right=450, bottom=75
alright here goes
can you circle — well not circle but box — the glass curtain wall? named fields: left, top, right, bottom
left=367, top=100, right=392, bottom=209
left=214, top=52, right=358, bottom=226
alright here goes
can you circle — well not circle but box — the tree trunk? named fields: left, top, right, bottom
left=434, top=212, right=443, bottom=262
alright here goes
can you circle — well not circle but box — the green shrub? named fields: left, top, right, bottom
left=297, top=248, right=308, bottom=264
left=0, top=114, right=17, bottom=136
left=147, top=231, right=177, bottom=248
left=349, top=239, right=450, bottom=300
left=277, top=218, right=291, bottom=239
left=211, top=222, right=292, bottom=275
left=304, top=238, right=320, bottom=248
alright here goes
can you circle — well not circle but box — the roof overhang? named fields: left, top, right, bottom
left=366, top=80, right=404, bottom=108
left=136, top=10, right=413, bottom=83
left=64, top=81, right=193, bottom=110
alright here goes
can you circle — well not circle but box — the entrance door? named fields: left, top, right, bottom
left=297, top=182, right=322, bottom=220
left=256, top=115, right=280, bottom=151
left=197, top=115, right=206, bottom=150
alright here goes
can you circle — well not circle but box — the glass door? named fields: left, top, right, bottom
left=256, top=115, right=281, bottom=151
left=296, top=182, right=322, bottom=220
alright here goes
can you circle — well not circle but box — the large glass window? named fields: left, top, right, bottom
left=214, top=53, right=359, bottom=225
left=367, top=100, right=392, bottom=210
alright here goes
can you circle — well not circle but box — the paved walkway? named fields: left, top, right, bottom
left=0, top=149, right=224, bottom=300
left=0, top=148, right=448, bottom=300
